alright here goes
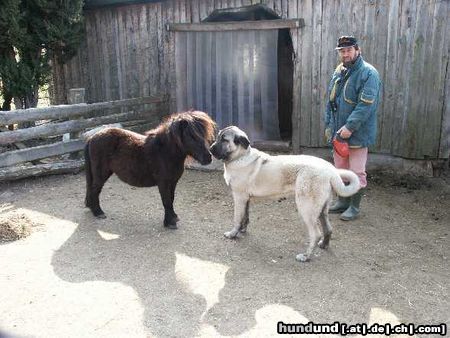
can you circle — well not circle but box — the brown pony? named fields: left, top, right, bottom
left=84, top=110, right=216, bottom=228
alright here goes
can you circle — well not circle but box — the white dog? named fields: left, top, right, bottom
left=209, top=126, right=360, bottom=262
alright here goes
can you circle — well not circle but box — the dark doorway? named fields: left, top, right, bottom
left=204, top=4, right=294, bottom=141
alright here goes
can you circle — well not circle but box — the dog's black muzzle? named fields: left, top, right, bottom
left=209, top=142, right=228, bottom=161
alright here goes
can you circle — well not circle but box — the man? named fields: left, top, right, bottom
left=324, top=36, right=381, bottom=221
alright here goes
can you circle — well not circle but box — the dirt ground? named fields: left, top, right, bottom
left=0, top=166, right=449, bottom=337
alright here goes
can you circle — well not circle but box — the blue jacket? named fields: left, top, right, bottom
left=325, top=55, right=381, bottom=147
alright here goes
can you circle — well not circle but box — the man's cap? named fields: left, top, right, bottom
left=335, top=36, right=358, bottom=50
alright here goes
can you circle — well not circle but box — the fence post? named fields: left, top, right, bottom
left=65, top=88, right=85, bottom=158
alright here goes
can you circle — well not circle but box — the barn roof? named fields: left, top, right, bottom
left=203, top=4, right=280, bottom=22
left=84, top=0, right=166, bottom=10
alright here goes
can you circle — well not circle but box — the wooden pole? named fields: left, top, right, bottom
left=166, top=19, right=305, bottom=32
left=0, top=140, right=84, bottom=168
left=0, top=109, right=153, bottom=145
left=66, top=88, right=86, bottom=159
left=0, top=160, right=84, bottom=182
left=0, top=95, right=165, bottom=125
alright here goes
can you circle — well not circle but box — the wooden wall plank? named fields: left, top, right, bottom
left=195, top=32, right=204, bottom=110
left=288, top=0, right=299, bottom=151
left=111, top=9, right=123, bottom=100
left=392, top=0, right=412, bottom=156
left=203, top=31, right=213, bottom=115
left=106, top=8, right=120, bottom=101
left=310, top=0, right=322, bottom=147
left=165, top=0, right=177, bottom=112
left=370, top=0, right=387, bottom=153
left=420, top=0, right=448, bottom=159
left=87, top=12, right=101, bottom=102
left=404, top=0, right=427, bottom=158
left=149, top=4, right=160, bottom=95
left=191, top=0, right=200, bottom=22
left=137, top=5, right=148, bottom=96
left=117, top=8, right=128, bottom=100
left=319, top=0, right=336, bottom=147
left=168, top=19, right=302, bottom=31
left=175, top=32, right=188, bottom=111
left=438, top=2, right=450, bottom=159
left=379, top=0, right=400, bottom=153
left=156, top=3, right=164, bottom=95
left=186, top=32, right=196, bottom=109
left=376, top=0, right=389, bottom=151
left=298, top=0, right=313, bottom=146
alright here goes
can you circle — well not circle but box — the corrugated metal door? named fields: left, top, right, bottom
left=175, top=30, right=280, bottom=141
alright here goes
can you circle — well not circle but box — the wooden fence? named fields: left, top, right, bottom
left=0, top=94, right=168, bottom=182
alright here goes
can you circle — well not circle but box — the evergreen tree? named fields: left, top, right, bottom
left=0, top=0, right=24, bottom=111
left=0, top=0, right=84, bottom=113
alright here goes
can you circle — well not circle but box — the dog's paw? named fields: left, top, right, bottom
left=224, top=230, right=238, bottom=239
left=318, top=239, right=328, bottom=249
left=295, top=253, right=310, bottom=263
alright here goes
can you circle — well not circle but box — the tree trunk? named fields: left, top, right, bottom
left=0, top=46, right=16, bottom=130
left=1, top=93, right=12, bottom=111
left=17, top=90, right=38, bottom=129
left=1, top=93, right=14, bottom=130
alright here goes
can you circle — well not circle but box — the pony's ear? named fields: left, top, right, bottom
left=178, top=119, right=189, bottom=129
left=177, top=119, right=189, bottom=136
left=168, top=119, right=188, bottom=147
left=234, top=135, right=250, bottom=149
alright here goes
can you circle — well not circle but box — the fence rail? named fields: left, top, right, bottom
left=0, top=94, right=168, bottom=181
left=0, top=95, right=164, bottom=125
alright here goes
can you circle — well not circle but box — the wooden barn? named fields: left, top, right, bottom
left=51, top=0, right=450, bottom=166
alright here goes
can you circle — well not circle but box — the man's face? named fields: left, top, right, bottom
left=338, top=46, right=359, bottom=65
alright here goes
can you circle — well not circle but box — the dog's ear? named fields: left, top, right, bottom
left=234, top=135, right=250, bottom=149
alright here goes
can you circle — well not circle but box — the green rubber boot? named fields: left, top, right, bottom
left=329, top=196, right=350, bottom=213
left=340, top=189, right=364, bottom=221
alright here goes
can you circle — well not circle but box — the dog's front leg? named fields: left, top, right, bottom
left=224, top=192, right=249, bottom=239
left=239, top=200, right=250, bottom=233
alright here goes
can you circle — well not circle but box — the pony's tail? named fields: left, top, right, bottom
left=84, top=142, right=93, bottom=207
left=330, top=169, right=360, bottom=197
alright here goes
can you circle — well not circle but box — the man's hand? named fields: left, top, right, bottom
left=324, top=128, right=332, bottom=143
left=337, top=125, right=352, bottom=139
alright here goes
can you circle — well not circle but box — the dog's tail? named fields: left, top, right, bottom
left=330, top=169, right=360, bottom=197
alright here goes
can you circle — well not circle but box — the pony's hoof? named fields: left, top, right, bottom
left=295, top=253, right=310, bottom=263
left=164, top=222, right=178, bottom=229
left=95, top=213, right=107, bottom=219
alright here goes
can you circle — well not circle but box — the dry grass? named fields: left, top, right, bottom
left=0, top=211, right=38, bottom=242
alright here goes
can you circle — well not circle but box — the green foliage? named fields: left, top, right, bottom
left=0, top=0, right=84, bottom=109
